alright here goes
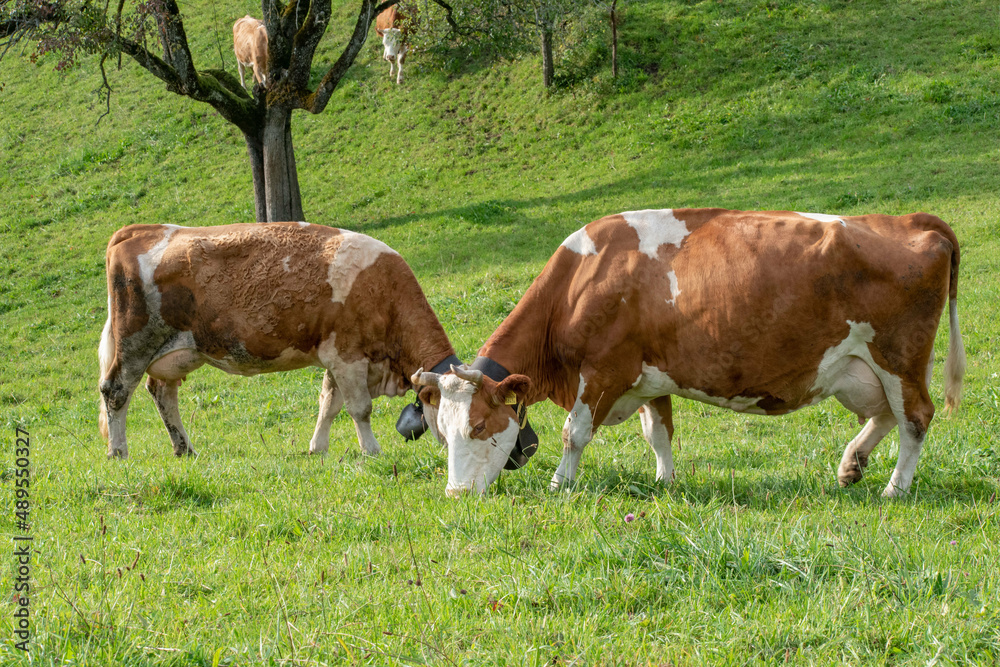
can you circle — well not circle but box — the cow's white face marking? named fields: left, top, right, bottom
left=561, top=227, right=598, bottom=256
left=434, top=375, right=519, bottom=496
left=382, top=28, right=403, bottom=58
left=665, top=270, right=681, bottom=306
left=620, top=209, right=690, bottom=259
left=797, top=211, right=847, bottom=227
left=327, top=230, right=394, bottom=304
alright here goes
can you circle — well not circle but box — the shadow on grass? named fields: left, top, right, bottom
left=349, top=129, right=996, bottom=277
left=497, top=456, right=999, bottom=509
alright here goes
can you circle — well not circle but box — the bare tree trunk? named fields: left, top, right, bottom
left=244, top=132, right=267, bottom=222
left=284, top=115, right=303, bottom=220
left=611, top=0, right=618, bottom=79
left=533, top=4, right=555, bottom=88
left=540, top=23, right=554, bottom=87
left=262, top=107, right=304, bottom=222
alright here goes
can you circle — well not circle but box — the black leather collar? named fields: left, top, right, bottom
left=432, top=354, right=463, bottom=374
left=395, top=353, right=463, bottom=441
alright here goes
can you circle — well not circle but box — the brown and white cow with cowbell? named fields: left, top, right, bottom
left=413, top=208, right=965, bottom=498
left=99, top=222, right=457, bottom=458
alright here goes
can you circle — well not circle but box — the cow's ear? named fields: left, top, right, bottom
left=418, top=386, right=441, bottom=408
left=494, top=374, right=532, bottom=406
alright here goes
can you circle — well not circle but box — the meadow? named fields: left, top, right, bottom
left=1, top=0, right=999, bottom=663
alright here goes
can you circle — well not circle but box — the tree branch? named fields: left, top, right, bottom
left=151, top=0, right=199, bottom=94
left=96, top=53, right=113, bottom=123
left=116, top=33, right=262, bottom=133
left=0, top=1, right=65, bottom=54
left=428, top=0, right=470, bottom=36
left=298, top=0, right=382, bottom=114
left=285, top=0, right=332, bottom=89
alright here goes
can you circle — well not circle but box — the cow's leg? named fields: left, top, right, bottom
left=237, top=61, right=247, bottom=88
left=396, top=48, right=406, bottom=84
left=99, top=311, right=148, bottom=459
left=329, top=361, right=381, bottom=456
left=100, top=364, right=146, bottom=459
left=145, top=377, right=196, bottom=457
left=883, top=383, right=935, bottom=498
left=552, top=407, right=592, bottom=490
left=386, top=55, right=395, bottom=79
left=551, top=374, right=609, bottom=490
left=831, top=357, right=896, bottom=487
left=837, top=414, right=896, bottom=487
left=878, top=346, right=939, bottom=496
left=639, top=395, right=676, bottom=483
left=309, top=370, right=344, bottom=455
left=144, top=348, right=204, bottom=456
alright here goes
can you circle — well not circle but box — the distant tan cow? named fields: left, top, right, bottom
left=375, top=4, right=415, bottom=84
left=233, top=15, right=269, bottom=88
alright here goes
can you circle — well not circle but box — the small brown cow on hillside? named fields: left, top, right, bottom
left=375, top=4, right=415, bottom=84
left=233, top=15, right=269, bottom=88
left=98, top=222, right=458, bottom=459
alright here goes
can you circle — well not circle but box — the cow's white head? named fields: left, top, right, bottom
left=382, top=28, right=403, bottom=58
left=412, top=366, right=531, bottom=496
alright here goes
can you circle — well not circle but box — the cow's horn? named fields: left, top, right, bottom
left=452, top=365, right=483, bottom=387
left=410, top=368, right=442, bottom=387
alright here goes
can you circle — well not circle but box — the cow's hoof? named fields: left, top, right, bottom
left=882, top=483, right=909, bottom=499
left=108, top=449, right=128, bottom=459
left=837, top=463, right=863, bottom=487
left=655, top=469, right=677, bottom=484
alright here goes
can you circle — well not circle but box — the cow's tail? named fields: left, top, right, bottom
left=943, top=241, right=966, bottom=415
left=98, top=302, right=114, bottom=441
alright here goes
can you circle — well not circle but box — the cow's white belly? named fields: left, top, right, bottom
left=203, top=347, right=318, bottom=376
left=601, top=362, right=769, bottom=426
left=599, top=320, right=900, bottom=427
left=807, top=321, right=897, bottom=419
left=145, top=332, right=319, bottom=379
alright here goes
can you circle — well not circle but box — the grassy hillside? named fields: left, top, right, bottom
left=1, top=0, right=999, bottom=663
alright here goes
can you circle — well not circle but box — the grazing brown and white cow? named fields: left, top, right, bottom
left=375, top=4, right=414, bottom=84
left=98, top=222, right=459, bottom=459
left=413, top=208, right=965, bottom=498
left=233, top=15, right=269, bottom=88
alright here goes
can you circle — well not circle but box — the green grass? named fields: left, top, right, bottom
left=2, top=0, right=1000, bottom=663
